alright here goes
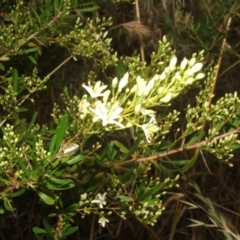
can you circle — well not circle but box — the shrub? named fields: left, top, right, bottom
left=0, top=0, right=240, bottom=239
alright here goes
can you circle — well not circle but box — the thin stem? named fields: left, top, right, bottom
left=120, top=127, right=240, bottom=165
left=135, top=0, right=145, bottom=63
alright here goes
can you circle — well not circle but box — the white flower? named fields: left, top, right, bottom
left=80, top=193, right=87, bottom=201
left=90, top=101, right=124, bottom=128
left=91, top=192, right=107, bottom=208
left=140, top=109, right=156, bottom=122
left=141, top=118, right=159, bottom=143
left=98, top=217, right=109, bottom=227
left=82, top=81, right=107, bottom=98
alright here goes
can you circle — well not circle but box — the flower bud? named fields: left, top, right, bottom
left=144, top=79, right=154, bottom=96
left=185, top=77, right=194, bottom=85
left=134, top=104, right=141, bottom=115
left=189, top=57, right=196, bottom=67
left=160, top=92, right=172, bottom=103
left=180, top=57, right=188, bottom=70
left=112, top=77, right=118, bottom=89
left=103, top=90, right=111, bottom=103
left=188, top=63, right=203, bottom=75
left=169, top=56, right=177, bottom=70
left=118, top=72, right=129, bottom=90
left=195, top=73, right=205, bottom=80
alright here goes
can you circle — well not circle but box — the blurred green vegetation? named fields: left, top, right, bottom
left=0, top=0, right=240, bottom=239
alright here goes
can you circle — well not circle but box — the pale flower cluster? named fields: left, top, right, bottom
left=79, top=56, right=205, bottom=143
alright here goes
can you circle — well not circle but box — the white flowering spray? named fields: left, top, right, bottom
left=80, top=52, right=205, bottom=143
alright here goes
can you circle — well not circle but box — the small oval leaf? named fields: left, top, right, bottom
left=38, top=191, right=55, bottom=205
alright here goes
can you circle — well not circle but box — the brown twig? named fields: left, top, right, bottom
left=120, top=127, right=240, bottom=165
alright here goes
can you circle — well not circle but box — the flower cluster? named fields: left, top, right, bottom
left=79, top=54, right=205, bottom=143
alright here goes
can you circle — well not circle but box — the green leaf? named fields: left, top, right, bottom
left=30, top=7, right=41, bottom=23
left=0, top=207, right=5, bottom=214
left=38, top=191, right=55, bottom=205
left=43, top=217, right=53, bottom=235
left=153, top=162, right=174, bottom=178
left=184, top=131, right=205, bottom=147
left=105, top=141, right=117, bottom=160
left=119, top=195, right=132, bottom=202
left=62, top=226, right=78, bottom=237
left=82, top=173, right=92, bottom=185
left=64, top=204, right=78, bottom=213
left=140, top=182, right=164, bottom=201
left=31, top=167, right=43, bottom=180
left=46, top=182, right=75, bottom=191
left=66, top=153, right=86, bottom=165
left=163, top=159, right=190, bottom=166
left=48, top=176, right=72, bottom=185
left=26, top=112, right=38, bottom=134
left=20, top=47, right=39, bottom=54
left=142, top=198, right=159, bottom=206
left=46, top=176, right=75, bottom=190
left=18, top=75, right=27, bottom=93
left=77, top=1, right=100, bottom=13
left=28, top=55, right=37, bottom=64
left=181, top=151, right=199, bottom=172
left=3, top=199, right=14, bottom=212
left=112, top=140, right=129, bottom=154
left=32, top=227, right=47, bottom=234
left=16, top=156, right=29, bottom=177
left=8, top=188, right=26, bottom=198
left=0, top=63, right=5, bottom=71
left=56, top=115, right=68, bottom=155
left=49, top=134, right=56, bottom=157
left=50, top=157, right=69, bottom=167
left=12, top=68, right=18, bottom=92
left=56, top=114, right=68, bottom=148
left=49, top=114, right=68, bottom=158
left=0, top=176, right=11, bottom=185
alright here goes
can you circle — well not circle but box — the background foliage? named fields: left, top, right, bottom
left=0, top=0, right=240, bottom=239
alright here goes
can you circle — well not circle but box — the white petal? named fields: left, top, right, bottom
left=82, top=84, right=94, bottom=96
left=110, top=120, right=124, bottom=128
left=109, top=107, right=123, bottom=120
